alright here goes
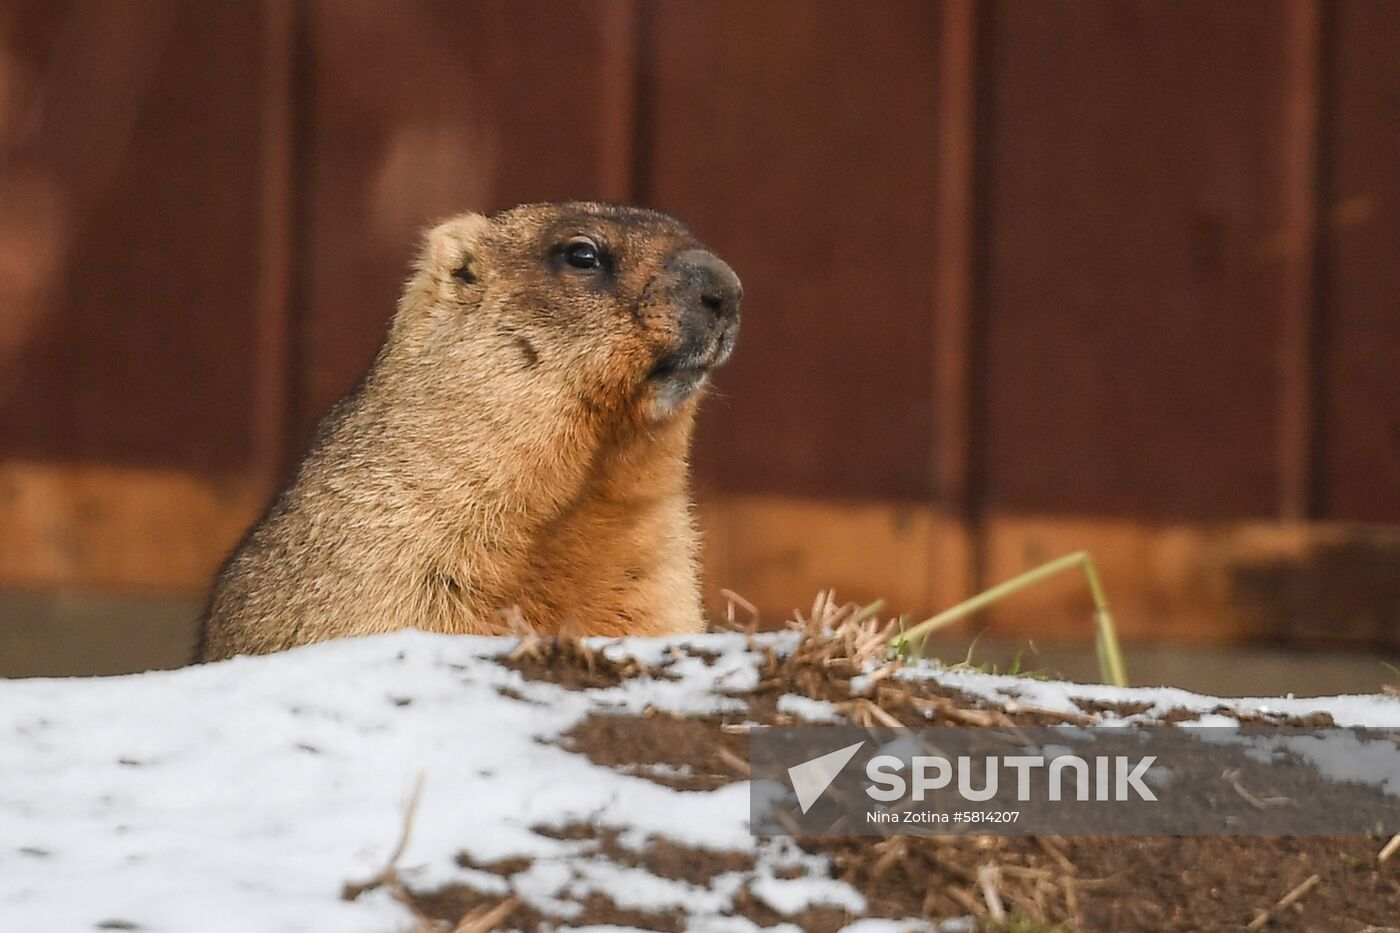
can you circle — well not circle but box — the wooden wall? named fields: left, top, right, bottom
left=2, top=0, right=1397, bottom=647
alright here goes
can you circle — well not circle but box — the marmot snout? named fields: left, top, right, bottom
left=195, top=202, right=742, bottom=662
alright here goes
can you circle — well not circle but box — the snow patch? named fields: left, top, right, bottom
left=2, top=628, right=1396, bottom=932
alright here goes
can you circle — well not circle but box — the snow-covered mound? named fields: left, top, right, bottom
left=2, top=629, right=1396, bottom=932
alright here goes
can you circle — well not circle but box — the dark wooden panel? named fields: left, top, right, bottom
left=300, top=0, right=635, bottom=429
left=981, top=2, right=1307, bottom=521
left=1319, top=0, right=1400, bottom=522
left=645, top=0, right=943, bottom=500
left=0, top=0, right=267, bottom=473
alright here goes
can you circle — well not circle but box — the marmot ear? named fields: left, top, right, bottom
left=422, top=212, right=490, bottom=287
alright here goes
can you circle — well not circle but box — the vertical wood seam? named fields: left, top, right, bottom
left=627, top=0, right=657, bottom=207
left=930, top=0, right=980, bottom=608
left=598, top=0, right=639, bottom=204
left=1306, top=0, right=1336, bottom=521
left=967, top=0, right=998, bottom=595
left=286, top=0, right=316, bottom=468
left=255, top=0, right=298, bottom=492
left=1277, top=0, right=1325, bottom=522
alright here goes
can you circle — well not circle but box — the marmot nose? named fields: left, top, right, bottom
left=672, top=249, right=742, bottom=321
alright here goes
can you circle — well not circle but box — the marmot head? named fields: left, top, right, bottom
left=392, top=202, right=742, bottom=428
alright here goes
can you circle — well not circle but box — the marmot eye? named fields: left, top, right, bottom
left=563, top=237, right=603, bottom=270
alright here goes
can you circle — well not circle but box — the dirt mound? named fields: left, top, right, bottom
left=353, top=599, right=1400, bottom=931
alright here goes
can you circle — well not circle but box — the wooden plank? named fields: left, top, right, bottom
left=646, top=0, right=944, bottom=501
left=980, top=516, right=1266, bottom=645
left=698, top=495, right=1400, bottom=649
left=0, top=1, right=268, bottom=475
left=0, top=462, right=261, bottom=592
left=1318, top=0, right=1400, bottom=522
left=980, top=2, right=1305, bottom=520
left=698, top=494, right=952, bottom=624
left=299, top=0, right=636, bottom=429
left=0, top=1, right=286, bottom=593
left=981, top=514, right=1400, bottom=648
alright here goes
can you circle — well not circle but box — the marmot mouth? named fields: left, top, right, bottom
left=648, top=358, right=710, bottom=382
left=649, top=335, right=734, bottom=382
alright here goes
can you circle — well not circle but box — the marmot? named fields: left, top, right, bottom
left=195, top=202, right=741, bottom=661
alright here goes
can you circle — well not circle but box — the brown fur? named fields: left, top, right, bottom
left=195, top=202, right=741, bottom=661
